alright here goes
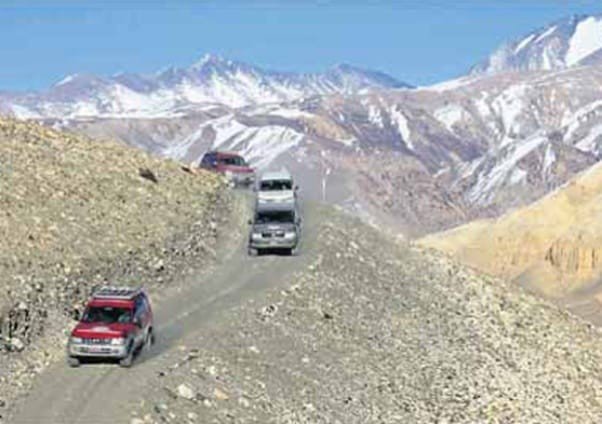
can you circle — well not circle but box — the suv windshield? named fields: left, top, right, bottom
left=256, top=210, right=295, bottom=224
left=82, top=306, right=132, bottom=324
left=260, top=179, right=292, bottom=191
left=219, top=156, right=245, bottom=166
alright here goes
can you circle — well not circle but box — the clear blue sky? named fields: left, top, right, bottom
left=0, top=1, right=600, bottom=91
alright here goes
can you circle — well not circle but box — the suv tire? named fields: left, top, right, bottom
left=119, top=343, right=134, bottom=368
left=145, top=329, right=155, bottom=350
left=67, top=356, right=80, bottom=368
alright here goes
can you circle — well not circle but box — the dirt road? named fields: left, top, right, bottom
left=8, top=198, right=318, bottom=424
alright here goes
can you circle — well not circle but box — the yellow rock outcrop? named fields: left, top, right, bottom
left=419, top=162, right=602, bottom=298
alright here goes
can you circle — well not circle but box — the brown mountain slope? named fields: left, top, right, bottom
left=419, top=160, right=602, bottom=300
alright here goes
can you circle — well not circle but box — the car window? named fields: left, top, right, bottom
left=201, top=153, right=216, bottom=166
left=260, top=179, right=292, bottom=191
left=220, top=156, right=246, bottom=166
left=134, top=296, right=146, bottom=316
left=82, top=306, right=132, bottom=324
left=255, top=210, right=295, bottom=224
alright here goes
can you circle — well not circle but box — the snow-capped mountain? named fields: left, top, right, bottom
left=2, top=54, right=409, bottom=119
left=59, top=63, right=602, bottom=236
left=471, top=14, right=602, bottom=75
left=6, top=16, right=602, bottom=236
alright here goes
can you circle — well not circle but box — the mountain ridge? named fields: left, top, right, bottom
left=1, top=54, right=410, bottom=119
left=471, top=13, right=602, bottom=75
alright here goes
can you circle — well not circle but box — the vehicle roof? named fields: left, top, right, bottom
left=88, top=298, right=134, bottom=308
left=92, top=286, right=143, bottom=300
left=260, top=169, right=292, bottom=181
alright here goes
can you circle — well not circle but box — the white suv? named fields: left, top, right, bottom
left=256, top=170, right=297, bottom=206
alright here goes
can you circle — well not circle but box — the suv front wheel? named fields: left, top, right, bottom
left=119, top=341, right=135, bottom=368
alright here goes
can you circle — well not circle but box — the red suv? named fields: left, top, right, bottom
left=67, top=286, right=154, bottom=368
left=200, top=151, right=255, bottom=187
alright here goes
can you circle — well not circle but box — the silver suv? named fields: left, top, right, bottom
left=248, top=203, right=301, bottom=256
left=256, top=169, right=297, bottom=207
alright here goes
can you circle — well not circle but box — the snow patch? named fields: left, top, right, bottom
left=418, top=77, right=476, bottom=92
left=10, top=105, right=41, bottom=119
left=534, top=25, right=557, bottom=43
left=390, top=106, right=413, bottom=150
left=562, top=99, right=602, bottom=141
left=575, top=123, right=602, bottom=154
left=434, top=104, right=468, bottom=132
left=566, top=16, right=602, bottom=66
left=55, top=74, right=76, bottom=86
left=368, top=104, right=384, bottom=128
left=515, top=34, right=536, bottom=54
left=490, top=84, right=527, bottom=137
left=468, top=133, right=547, bottom=204
left=543, top=143, right=556, bottom=173
left=267, top=108, right=314, bottom=119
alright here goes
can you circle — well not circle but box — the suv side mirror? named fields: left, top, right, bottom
left=248, top=219, right=253, bottom=225
left=294, top=185, right=299, bottom=191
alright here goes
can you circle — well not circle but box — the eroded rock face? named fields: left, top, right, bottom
left=419, top=159, right=602, bottom=303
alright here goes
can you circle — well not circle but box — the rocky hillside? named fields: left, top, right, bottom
left=130, top=207, right=602, bottom=424
left=0, top=118, right=232, bottom=414
left=471, top=14, right=602, bottom=75
left=419, top=160, right=602, bottom=319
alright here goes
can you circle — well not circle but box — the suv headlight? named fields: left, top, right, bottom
left=284, top=231, right=296, bottom=239
left=70, top=337, right=83, bottom=344
left=251, top=232, right=263, bottom=240
left=111, top=337, right=126, bottom=346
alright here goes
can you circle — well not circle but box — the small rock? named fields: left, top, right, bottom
left=154, top=403, right=167, bottom=414
left=9, top=338, right=25, bottom=352
left=177, top=384, right=195, bottom=400
left=248, top=345, right=260, bottom=354
left=304, top=403, right=316, bottom=413
left=154, top=260, right=165, bottom=272
left=187, top=412, right=198, bottom=421
left=130, top=418, right=145, bottom=424
left=239, top=397, right=251, bottom=408
left=214, top=387, right=229, bottom=401
left=259, top=304, right=278, bottom=320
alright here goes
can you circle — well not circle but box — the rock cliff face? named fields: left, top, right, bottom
left=419, top=161, right=602, bottom=302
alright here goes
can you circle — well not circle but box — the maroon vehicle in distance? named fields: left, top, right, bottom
left=67, top=286, right=154, bottom=368
left=200, top=150, right=255, bottom=187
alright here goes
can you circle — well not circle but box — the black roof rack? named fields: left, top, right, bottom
left=92, top=286, right=143, bottom=300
